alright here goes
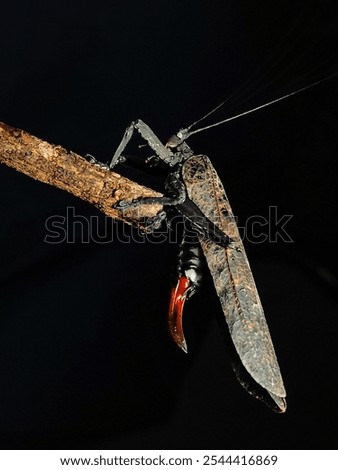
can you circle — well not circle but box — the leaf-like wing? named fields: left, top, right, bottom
left=181, top=155, right=286, bottom=411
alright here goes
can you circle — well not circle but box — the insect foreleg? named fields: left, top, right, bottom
left=134, top=120, right=175, bottom=165
left=109, top=121, right=136, bottom=169
left=110, top=119, right=175, bottom=169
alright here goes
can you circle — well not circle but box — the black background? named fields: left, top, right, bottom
left=1, top=0, right=338, bottom=449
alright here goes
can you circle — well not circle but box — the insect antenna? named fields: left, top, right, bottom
left=183, top=74, right=257, bottom=134
left=185, top=99, right=229, bottom=132
left=180, top=71, right=338, bottom=141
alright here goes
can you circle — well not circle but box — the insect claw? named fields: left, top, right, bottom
left=113, top=200, right=128, bottom=209
left=84, top=153, right=97, bottom=164
left=84, top=153, right=110, bottom=169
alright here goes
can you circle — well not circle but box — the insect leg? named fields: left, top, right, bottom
left=110, top=119, right=174, bottom=169
left=143, top=210, right=167, bottom=232
left=109, top=121, right=137, bottom=169
left=115, top=195, right=179, bottom=210
left=134, top=120, right=175, bottom=165
left=176, top=198, right=232, bottom=249
left=114, top=170, right=187, bottom=210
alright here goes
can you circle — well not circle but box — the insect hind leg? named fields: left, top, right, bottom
left=177, top=199, right=232, bottom=249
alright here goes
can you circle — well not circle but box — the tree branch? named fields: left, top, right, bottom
left=0, top=122, right=163, bottom=227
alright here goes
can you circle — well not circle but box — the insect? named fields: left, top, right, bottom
left=106, top=74, right=336, bottom=413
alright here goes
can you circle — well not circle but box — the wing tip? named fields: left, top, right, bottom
left=269, top=393, right=287, bottom=413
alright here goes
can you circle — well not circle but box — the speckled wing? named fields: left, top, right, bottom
left=181, top=155, right=286, bottom=412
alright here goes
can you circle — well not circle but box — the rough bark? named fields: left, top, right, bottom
left=0, top=122, right=163, bottom=227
